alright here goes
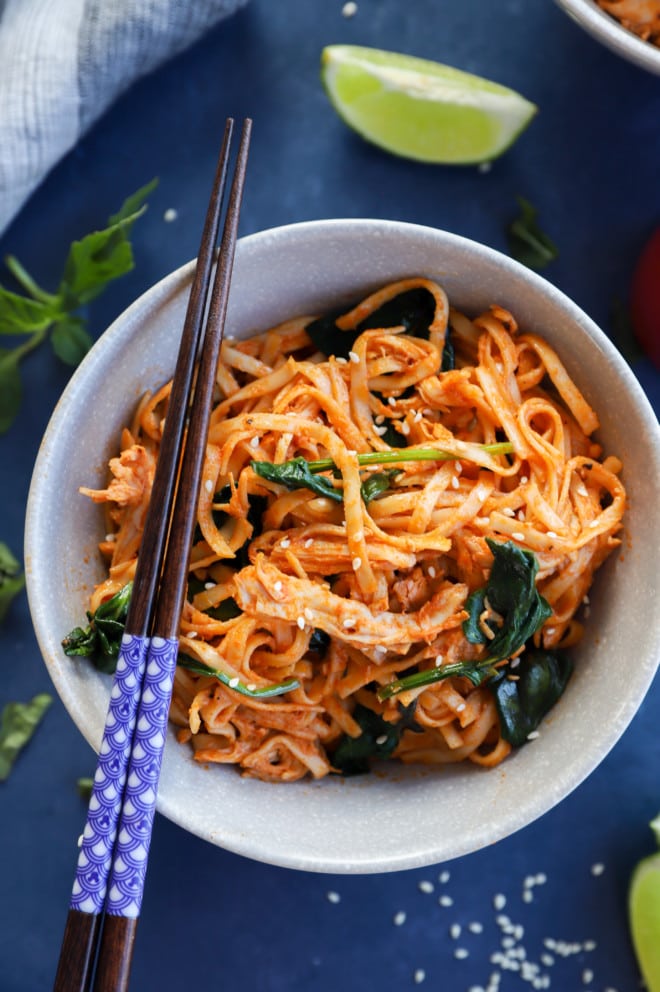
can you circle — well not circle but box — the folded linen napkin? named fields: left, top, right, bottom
left=0, top=0, right=248, bottom=237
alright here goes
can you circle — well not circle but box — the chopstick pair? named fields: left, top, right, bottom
left=53, top=117, right=252, bottom=992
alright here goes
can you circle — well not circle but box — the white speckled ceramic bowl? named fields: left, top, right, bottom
left=26, top=219, right=660, bottom=873
left=555, top=0, right=660, bottom=75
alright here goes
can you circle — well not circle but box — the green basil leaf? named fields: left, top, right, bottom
left=50, top=318, right=93, bottom=366
left=491, top=649, right=573, bottom=747
left=332, top=701, right=421, bottom=776
left=0, top=541, right=25, bottom=623
left=107, top=178, right=159, bottom=228
left=0, top=286, right=57, bottom=335
left=507, top=196, right=558, bottom=271
left=0, top=693, right=52, bottom=781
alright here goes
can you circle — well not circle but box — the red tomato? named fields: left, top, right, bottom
left=630, top=226, right=660, bottom=369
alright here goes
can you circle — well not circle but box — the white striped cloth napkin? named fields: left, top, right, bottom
left=0, top=0, right=247, bottom=236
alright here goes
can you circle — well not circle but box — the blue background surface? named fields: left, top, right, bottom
left=1, top=1, right=659, bottom=990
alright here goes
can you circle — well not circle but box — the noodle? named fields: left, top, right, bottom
left=76, top=279, right=625, bottom=782
left=596, top=0, right=660, bottom=47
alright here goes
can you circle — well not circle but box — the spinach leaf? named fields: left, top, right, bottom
left=377, top=658, right=494, bottom=701
left=441, top=335, right=455, bottom=371
left=507, top=196, right=558, bottom=271
left=309, top=628, right=330, bottom=658
left=332, top=701, right=421, bottom=776
left=62, top=582, right=133, bottom=673
left=305, top=287, right=438, bottom=359
left=253, top=457, right=343, bottom=502
left=0, top=693, right=52, bottom=781
left=205, top=597, right=242, bottom=621
left=491, top=649, right=573, bottom=747
left=359, top=469, right=400, bottom=503
left=463, top=539, right=552, bottom=663
left=0, top=542, right=25, bottom=623
left=177, top=653, right=299, bottom=699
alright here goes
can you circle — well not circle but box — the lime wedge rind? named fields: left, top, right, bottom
left=629, top=816, right=660, bottom=992
left=321, top=44, right=537, bottom=166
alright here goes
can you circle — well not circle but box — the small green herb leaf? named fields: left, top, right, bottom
left=58, top=220, right=136, bottom=309
left=491, top=649, right=572, bottom=746
left=360, top=469, right=400, bottom=503
left=62, top=582, right=133, bottom=673
left=332, top=702, right=421, bottom=776
left=463, top=539, right=552, bottom=663
left=177, top=653, right=299, bottom=699
left=0, top=693, right=52, bottom=781
left=50, top=318, right=93, bottom=366
left=507, top=196, right=558, bottom=270
left=77, top=776, right=94, bottom=800
left=0, top=286, right=58, bottom=335
left=0, top=541, right=25, bottom=623
left=107, top=178, right=159, bottom=228
left=376, top=658, right=495, bottom=701
left=253, top=457, right=343, bottom=502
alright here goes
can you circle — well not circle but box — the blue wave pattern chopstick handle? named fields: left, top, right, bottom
left=104, top=635, right=179, bottom=919
left=70, top=633, right=150, bottom=914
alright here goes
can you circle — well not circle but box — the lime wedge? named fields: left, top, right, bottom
left=629, top=814, right=660, bottom=992
left=321, top=45, right=537, bottom=165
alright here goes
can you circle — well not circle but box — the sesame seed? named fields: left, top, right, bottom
left=502, top=507, right=516, bottom=517
left=418, top=880, right=434, bottom=893
left=547, top=530, right=558, bottom=538
left=104, top=533, right=116, bottom=542
left=342, top=0, right=358, bottom=15
left=468, top=921, right=484, bottom=934
left=204, top=581, right=215, bottom=590
left=582, top=594, right=590, bottom=604
left=388, top=396, right=396, bottom=406
left=493, top=893, right=506, bottom=910
left=280, top=537, right=291, bottom=549
left=204, top=480, right=213, bottom=494
left=187, top=631, right=198, bottom=639
left=434, top=655, right=444, bottom=667
left=374, top=425, right=388, bottom=436
left=510, top=657, right=521, bottom=669
left=326, top=891, right=341, bottom=903
left=304, top=607, right=314, bottom=621
left=478, top=161, right=492, bottom=173
left=297, top=616, right=306, bottom=630
left=451, top=476, right=460, bottom=489
left=249, top=435, right=260, bottom=448
left=393, top=911, right=406, bottom=926
left=469, top=987, right=486, bottom=992
left=535, top=873, right=547, bottom=885
left=512, top=532, right=525, bottom=541
left=520, top=475, right=528, bottom=484
left=273, top=580, right=283, bottom=592
left=349, top=350, right=360, bottom=364
left=582, top=969, right=594, bottom=984
left=305, top=538, right=314, bottom=548
left=523, top=890, right=534, bottom=904
left=413, top=410, right=423, bottom=423
left=401, top=421, right=411, bottom=436
left=374, top=645, right=387, bottom=656
left=352, top=556, right=362, bottom=571
left=163, top=207, right=178, bottom=222
left=456, top=702, right=466, bottom=712
left=336, top=356, right=348, bottom=365
left=439, top=894, right=453, bottom=907
left=428, top=566, right=436, bottom=578
left=454, top=948, right=469, bottom=960
left=588, top=519, right=600, bottom=528
left=517, top=510, right=525, bottom=521
left=450, top=923, right=461, bottom=939
left=439, top=870, right=451, bottom=883
left=375, top=734, right=388, bottom=745
left=590, top=862, right=605, bottom=876
left=228, top=677, right=240, bottom=688
left=247, top=683, right=256, bottom=692
left=413, top=969, right=426, bottom=985
left=375, top=415, right=385, bottom=425
left=527, top=730, right=540, bottom=741
left=342, top=618, right=355, bottom=629
left=583, top=940, right=597, bottom=951
left=540, top=953, right=554, bottom=967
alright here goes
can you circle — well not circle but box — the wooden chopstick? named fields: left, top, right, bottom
left=53, top=117, right=251, bottom=992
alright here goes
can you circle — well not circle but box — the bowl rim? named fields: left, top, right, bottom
left=25, top=217, right=660, bottom=872
left=555, top=0, right=660, bottom=75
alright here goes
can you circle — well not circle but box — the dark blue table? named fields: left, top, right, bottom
left=2, top=2, right=659, bottom=990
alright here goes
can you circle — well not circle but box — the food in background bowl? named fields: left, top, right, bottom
left=63, top=278, right=625, bottom=784
left=555, top=0, right=660, bottom=74
left=26, top=220, right=660, bottom=872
